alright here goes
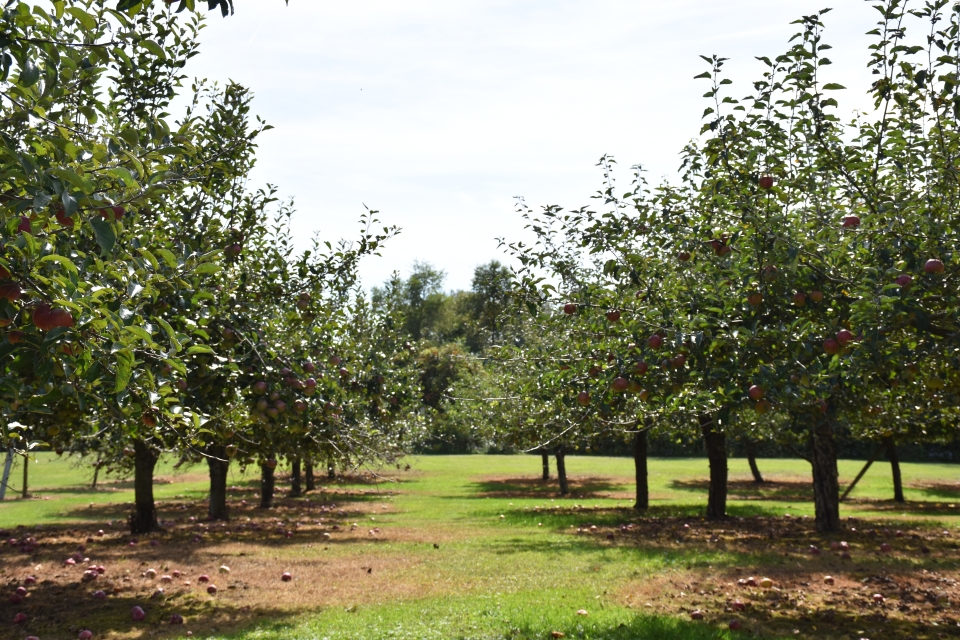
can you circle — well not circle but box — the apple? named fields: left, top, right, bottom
left=895, top=274, right=913, bottom=287
left=809, top=290, right=823, bottom=303
left=612, top=377, right=629, bottom=392
left=678, top=252, right=691, bottom=262
left=873, top=593, right=884, bottom=603
left=924, top=258, right=945, bottom=274
left=754, top=399, right=771, bottom=415
left=729, top=619, right=742, bottom=631
left=225, top=243, right=242, bottom=258
left=26, top=637, right=39, bottom=640
left=824, top=575, right=835, bottom=585
left=197, top=574, right=210, bottom=583
left=672, top=354, right=686, bottom=368
left=880, top=542, right=892, bottom=552
left=589, top=366, right=601, bottom=377
left=841, top=215, right=860, bottom=228
left=605, top=310, right=621, bottom=323
left=252, top=381, right=268, bottom=395
left=79, top=631, right=94, bottom=640
left=647, top=334, right=663, bottom=350
left=0, top=265, right=9, bottom=279
left=809, top=545, right=821, bottom=555
left=142, top=414, right=157, bottom=427
left=132, top=605, right=146, bottom=621
left=339, top=367, right=349, bottom=377
left=294, top=400, right=307, bottom=413
left=7, top=329, right=24, bottom=344
left=745, top=576, right=758, bottom=587
left=761, top=265, right=778, bottom=281
left=836, top=329, right=854, bottom=345
left=10, top=593, right=22, bottom=604
left=304, top=361, right=316, bottom=373
left=638, top=389, right=650, bottom=402
left=207, top=584, right=217, bottom=594
left=266, top=459, right=277, bottom=469
left=758, top=175, right=774, bottom=189
left=305, top=378, right=317, bottom=389
left=296, top=298, right=309, bottom=311
left=23, top=576, right=35, bottom=586
left=823, top=338, right=840, bottom=355
left=792, top=292, right=806, bottom=306
left=14, top=612, right=27, bottom=624
left=747, top=292, right=763, bottom=306
left=577, top=391, right=590, bottom=406
left=633, top=361, right=648, bottom=375
left=17, top=216, right=31, bottom=234
left=274, top=400, right=287, bottom=413
left=281, top=572, right=292, bottom=582
left=256, top=399, right=269, bottom=412
left=760, top=577, right=773, bottom=589
left=100, top=205, right=125, bottom=220
left=563, top=303, right=577, bottom=315
left=0, top=282, right=22, bottom=302
left=690, top=609, right=704, bottom=620
left=731, top=600, right=746, bottom=611
left=748, top=385, right=764, bottom=401
left=329, top=355, right=342, bottom=366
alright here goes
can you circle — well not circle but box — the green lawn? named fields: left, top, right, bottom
left=1, top=454, right=958, bottom=640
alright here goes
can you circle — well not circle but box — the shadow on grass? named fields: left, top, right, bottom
left=670, top=479, right=815, bottom=502
left=512, top=614, right=741, bottom=640
left=910, top=482, right=960, bottom=501
left=467, top=475, right=628, bottom=499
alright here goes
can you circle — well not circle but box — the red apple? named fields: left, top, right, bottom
left=924, top=258, right=945, bottom=274
left=748, top=385, right=764, bottom=401
left=647, top=334, right=663, bottom=350
left=17, top=217, right=31, bottom=234
left=873, top=593, right=884, bottom=603
left=0, top=265, right=10, bottom=279
left=633, top=361, right=648, bottom=375
left=0, top=282, right=22, bottom=302
left=605, top=310, right=621, bottom=323
left=132, top=605, right=146, bottom=621
left=563, top=303, right=577, bottom=315
left=14, top=612, right=27, bottom=624
left=577, top=391, right=590, bottom=406
left=7, top=330, right=24, bottom=344
left=197, top=574, right=210, bottom=583
left=329, top=355, right=341, bottom=366
left=880, top=542, right=892, bottom=553
left=9, top=593, right=22, bottom=604
left=671, top=354, right=686, bottom=368
left=266, top=459, right=277, bottom=469
left=206, top=584, right=217, bottom=594
left=690, top=609, right=704, bottom=620
left=170, top=613, right=184, bottom=624
left=747, top=293, right=763, bottom=306
left=729, top=619, right=742, bottom=631
left=792, top=292, right=806, bottom=306
left=339, top=367, right=349, bottom=377
left=612, top=377, right=629, bottom=392
left=252, top=381, right=268, bottom=395
left=23, top=576, right=35, bottom=586
left=841, top=215, right=860, bottom=228
left=823, top=338, right=840, bottom=355
left=762, top=265, right=778, bottom=280
left=79, top=631, right=94, bottom=640
left=895, top=274, right=913, bottom=287
left=281, top=572, right=292, bottom=582
left=758, top=175, right=774, bottom=189
left=809, top=290, right=823, bottom=303
left=731, top=600, right=746, bottom=612
left=678, top=252, right=691, bottom=262
left=836, top=329, right=854, bottom=345
left=638, top=389, right=650, bottom=402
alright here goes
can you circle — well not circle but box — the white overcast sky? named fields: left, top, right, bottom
left=183, top=1, right=877, bottom=291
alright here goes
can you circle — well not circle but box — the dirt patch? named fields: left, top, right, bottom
left=562, top=512, right=960, bottom=639
left=0, top=490, right=440, bottom=639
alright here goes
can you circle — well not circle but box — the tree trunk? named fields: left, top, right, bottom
left=555, top=448, right=569, bottom=496
left=633, top=430, right=649, bottom=510
left=0, top=449, right=13, bottom=500
left=129, top=440, right=159, bottom=534
left=290, top=458, right=302, bottom=497
left=91, top=459, right=103, bottom=490
left=884, top=436, right=904, bottom=503
left=744, top=439, right=764, bottom=483
left=207, top=445, right=230, bottom=521
left=21, top=455, right=28, bottom=499
left=811, top=410, right=841, bottom=533
left=541, top=453, right=550, bottom=481
left=305, top=459, right=315, bottom=492
left=260, top=463, right=276, bottom=509
left=700, top=414, right=727, bottom=520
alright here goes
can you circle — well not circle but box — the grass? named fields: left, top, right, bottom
left=0, top=454, right=958, bottom=640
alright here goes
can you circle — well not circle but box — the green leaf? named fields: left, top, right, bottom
left=114, top=349, right=134, bottom=393
left=194, top=262, right=221, bottom=275
left=186, top=345, right=214, bottom=355
left=123, top=325, right=154, bottom=343
left=18, top=58, right=40, bottom=88
left=38, top=254, right=79, bottom=276
left=155, top=248, right=179, bottom=269
left=822, top=83, right=846, bottom=90
left=157, top=317, right=182, bottom=353
left=141, top=40, right=167, bottom=60
left=66, top=6, right=98, bottom=30
left=89, top=218, right=116, bottom=253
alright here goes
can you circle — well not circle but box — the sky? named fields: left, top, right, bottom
left=182, top=1, right=878, bottom=291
